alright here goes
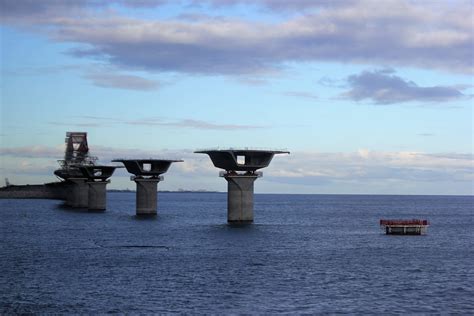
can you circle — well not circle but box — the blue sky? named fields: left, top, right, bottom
left=1, top=0, right=473, bottom=194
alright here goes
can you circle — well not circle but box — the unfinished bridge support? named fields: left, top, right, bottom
left=112, top=159, right=182, bottom=216
left=52, top=132, right=118, bottom=210
left=134, top=177, right=163, bottom=215
left=79, top=166, right=119, bottom=211
left=87, top=181, right=109, bottom=211
left=195, top=149, right=289, bottom=224
left=223, top=172, right=261, bottom=224
left=66, top=178, right=89, bottom=208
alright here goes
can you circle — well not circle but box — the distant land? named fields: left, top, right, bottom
left=0, top=183, right=221, bottom=199
left=108, top=189, right=221, bottom=193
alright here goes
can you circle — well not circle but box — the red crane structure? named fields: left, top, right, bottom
left=54, top=132, right=97, bottom=180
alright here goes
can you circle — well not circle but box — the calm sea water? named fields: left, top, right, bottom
left=1, top=193, right=473, bottom=314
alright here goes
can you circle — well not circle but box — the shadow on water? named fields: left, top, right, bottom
left=211, top=223, right=263, bottom=232
left=54, top=203, right=97, bottom=214
left=108, top=245, right=170, bottom=250
left=133, top=214, right=158, bottom=221
left=227, top=222, right=254, bottom=229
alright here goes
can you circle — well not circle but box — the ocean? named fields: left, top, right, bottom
left=1, top=193, right=473, bottom=314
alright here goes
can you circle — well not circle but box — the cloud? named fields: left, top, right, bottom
left=318, top=76, right=345, bottom=88
left=2, top=64, right=83, bottom=76
left=124, top=118, right=265, bottom=130
left=3, top=145, right=472, bottom=185
left=2, top=63, right=162, bottom=91
left=266, top=150, right=473, bottom=186
left=84, top=72, right=160, bottom=91
left=91, top=146, right=189, bottom=163
left=0, top=145, right=63, bottom=158
left=283, top=91, right=318, bottom=100
left=235, top=77, right=270, bottom=86
left=0, top=0, right=352, bottom=17
left=49, top=116, right=264, bottom=131
left=0, top=0, right=168, bottom=18
left=48, top=121, right=105, bottom=127
left=192, top=0, right=356, bottom=11
left=342, top=69, right=465, bottom=104
left=1, top=0, right=472, bottom=75
left=423, top=153, right=474, bottom=161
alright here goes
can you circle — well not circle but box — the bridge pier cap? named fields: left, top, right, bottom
left=194, top=149, right=289, bottom=224
left=112, top=159, right=183, bottom=216
left=111, top=159, right=183, bottom=179
left=78, top=165, right=120, bottom=182
left=194, top=149, right=290, bottom=174
left=78, top=165, right=120, bottom=211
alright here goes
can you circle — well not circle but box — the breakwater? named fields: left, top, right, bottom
left=0, top=182, right=68, bottom=199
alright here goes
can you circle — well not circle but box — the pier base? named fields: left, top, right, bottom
left=87, top=181, right=109, bottom=211
left=223, top=173, right=260, bottom=224
left=380, top=220, right=429, bottom=235
left=66, top=178, right=89, bottom=208
left=385, top=226, right=426, bottom=235
left=134, top=177, right=162, bottom=216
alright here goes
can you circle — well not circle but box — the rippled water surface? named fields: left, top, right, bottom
left=1, top=193, right=473, bottom=314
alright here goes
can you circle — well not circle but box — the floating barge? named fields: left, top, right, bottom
left=380, top=219, right=429, bottom=235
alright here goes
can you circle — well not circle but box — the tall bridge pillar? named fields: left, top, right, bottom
left=195, top=149, right=289, bottom=224
left=66, top=178, right=89, bottom=208
left=87, top=181, right=108, bottom=210
left=134, top=176, right=163, bottom=215
left=223, top=172, right=261, bottom=224
left=79, top=166, right=119, bottom=211
left=113, top=159, right=182, bottom=216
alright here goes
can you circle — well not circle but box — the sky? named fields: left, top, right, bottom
left=0, top=0, right=473, bottom=195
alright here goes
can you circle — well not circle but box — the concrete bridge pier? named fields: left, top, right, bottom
left=66, top=178, right=89, bottom=208
left=87, top=180, right=109, bottom=211
left=134, top=176, right=163, bottom=216
left=78, top=166, right=119, bottom=211
left=112, top=159, right=182, bottom=216
left=195, top=149, right=289, bottom=225
left=223, top=172, right=261, bottom=224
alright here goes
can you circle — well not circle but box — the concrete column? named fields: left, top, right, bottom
left=66, top=178, right=89, bottom=208
left=134, top=177, right=162, bottom=216
left=87, top=181, right=109, bottom=211
left=224, top=174, right=260, bottom=224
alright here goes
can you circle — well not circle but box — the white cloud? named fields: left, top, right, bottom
left=1, top=0, right=472, bottom=75
left=266, top=150, right=473, bottom=184
left=283, top=91, right=318, bottom=100
left=2, top=146, right=472, bottom=194
left=52, top=116, right=265, bottom=130
left=0, top=145, right=64, bottom=158
left=342, top=69, right=466, bottom=104
left=84, top=71, right=160, bottom=91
